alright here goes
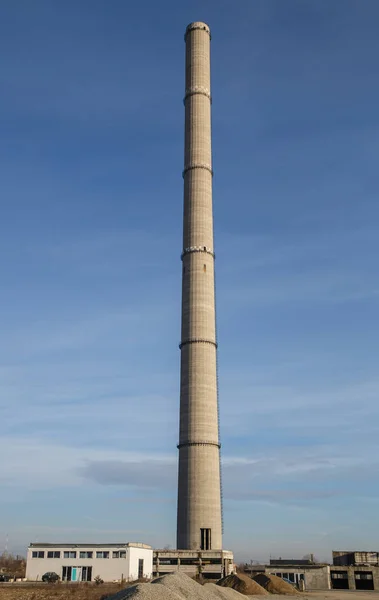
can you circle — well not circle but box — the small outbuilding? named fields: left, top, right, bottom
left=26, top=542, right=153, bottom=582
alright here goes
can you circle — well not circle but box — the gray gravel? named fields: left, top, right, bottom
left=105, top=572, right=247, bottom=600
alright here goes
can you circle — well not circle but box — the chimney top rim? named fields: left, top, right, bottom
left=185, top=22, right=211, bottom=38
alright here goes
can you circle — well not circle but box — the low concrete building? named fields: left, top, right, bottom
left=270, top=564, right=331, bottom=590
left=26, top=543, right=153, bottom=582
left=245, top=554, right=379, bottom=592
left=246, top=562, right=330, bottom=591
left=330, top=549, right=379, bottom=590
left=154, top=549, right=234, bottom=580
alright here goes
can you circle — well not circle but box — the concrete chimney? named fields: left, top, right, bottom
left=176, top=21, right=222, bottom=551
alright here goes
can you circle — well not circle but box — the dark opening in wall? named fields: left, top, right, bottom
left=355, top=572, right=374, bottom=590
left=331, top=571, right=349, bottom=589
left=200, top=528, right=211, bottom=550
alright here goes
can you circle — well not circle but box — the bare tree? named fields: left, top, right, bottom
left=0, top=552, right=26, bottom=578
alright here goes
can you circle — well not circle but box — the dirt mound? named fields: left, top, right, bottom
left=106, top=572, right=248, bottom=600
left=205, top=582, right=252, bottom=600
left=253, top=573, right=300, bottom=595
left=217, top=573, right=268, bottom=595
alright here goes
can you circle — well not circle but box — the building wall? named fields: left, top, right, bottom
left=333, top=550, right=379, bottom=566
left=26, top=545, right=153, bottom=582
left=333, top=551, right=352, bottom=566
left=353, top=552, right=379, bottom=566
left=373, top=569, right=379, bottom=590
left=129, top=547, right=153, bottom=580
left=304, top=566, right=330, bottom=590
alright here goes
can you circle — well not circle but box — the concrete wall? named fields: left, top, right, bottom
left=26, top=545, right=153, bottom=582
left=333, top=550, right=379, bottom=566
left=373, top=569, right=379, bottom=590
left=353, top=552, right=379, bottom=565
left=304, top=566, right=330, bottom=590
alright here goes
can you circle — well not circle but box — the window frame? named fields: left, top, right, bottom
left=112, top=550, right=126, bottom=559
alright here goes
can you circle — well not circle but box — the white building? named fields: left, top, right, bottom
left=26, top=543, right=153, bottom=582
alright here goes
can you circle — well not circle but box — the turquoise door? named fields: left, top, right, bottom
left=71, top=568, right=77, bottom=581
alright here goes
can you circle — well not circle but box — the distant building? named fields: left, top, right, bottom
left=246, top=562, right=329, bottom=591
left=26, top=543, right=153, bottom=582
left=333, top=551, right=379, bottom=567
left=245, top=551, right=379, bottom=592
left=270, top=556, right=315, bottom=567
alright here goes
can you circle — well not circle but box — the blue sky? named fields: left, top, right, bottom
left=1, top=0, right=378, bottom=562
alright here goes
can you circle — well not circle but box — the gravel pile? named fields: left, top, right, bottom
left=104, top=581, right=182, bottom=600
left=217, top=574, right=268, bottom=596
left=105, top=572, right=248, bottom=600
left=253, top=573, right=300, bottom=595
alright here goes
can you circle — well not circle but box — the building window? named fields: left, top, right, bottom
left=138, top=559, right=144, bottom=579
left=96, top=551, right=109, bottom=559
left=32, top=551, right=44, bottom=559
left=113, top=551, right=126, bottom=559
left=159, top=559, right=178, bottom=565
left=208, top=559, right=222, bottom=564
left=47, top=551, right=60, bottom=559
left=63, top=551, right=76, bottom=559
left=79, top=551, right=93, bottom=559
left=200, top=528, right=211, bottom=550
left=81, top=566, right=92, bottom=582
left=62, top=566, right=72, bottom=582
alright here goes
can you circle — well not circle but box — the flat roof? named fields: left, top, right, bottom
left=29, top=542, right=152, bottom=549
left=154, top=549, right=234, bottom=557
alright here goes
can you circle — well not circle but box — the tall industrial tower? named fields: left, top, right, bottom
left=177, top=21, right=222, bottom=551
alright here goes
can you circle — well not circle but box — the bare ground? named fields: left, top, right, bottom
left=1, top=585, right=378, bottom=600
left=249, top=594, right=379, bottom=600
left=0, top=582, right=124, bottom=600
